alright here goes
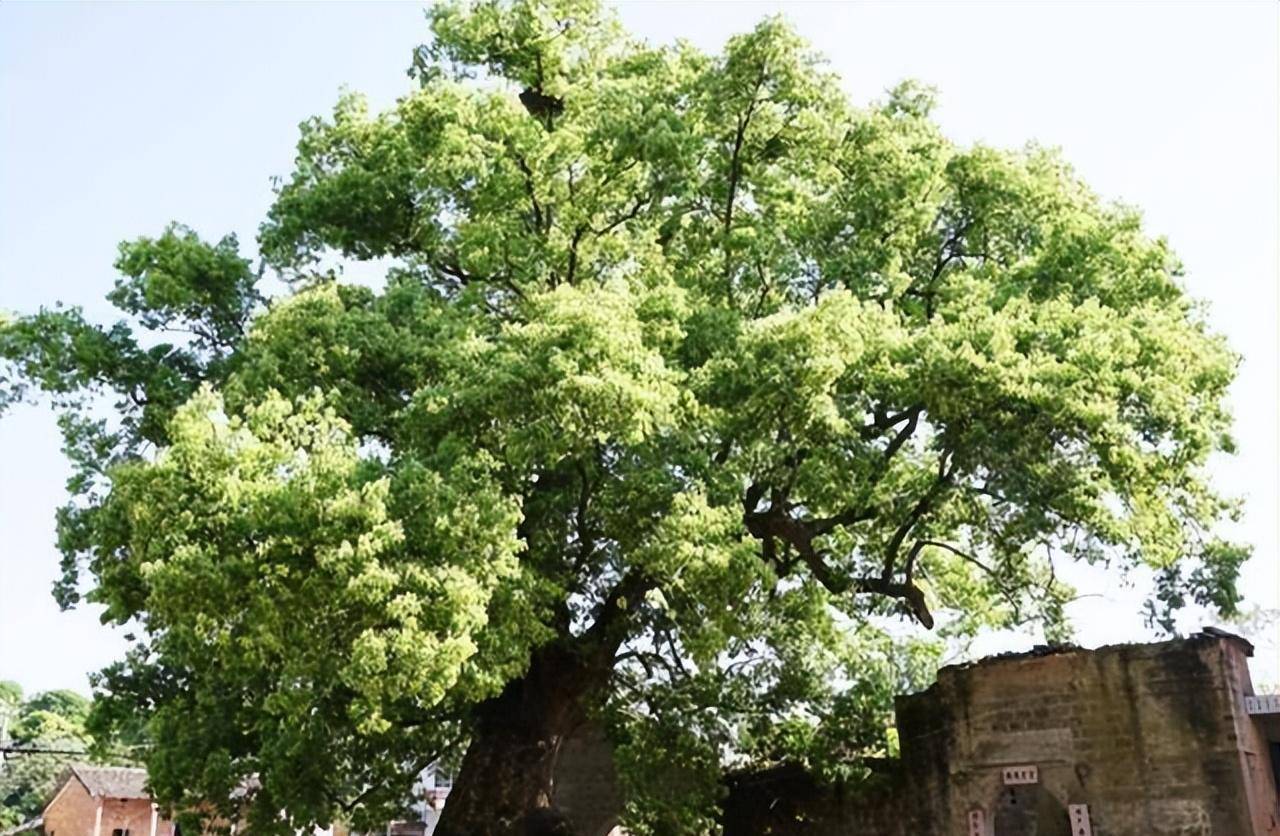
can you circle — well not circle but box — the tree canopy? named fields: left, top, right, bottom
left=0, top=684, right=131, bottom=829
left=0, top=0, right=1246, bottom=832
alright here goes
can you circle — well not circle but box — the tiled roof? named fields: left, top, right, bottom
left=70, top=764, right=151, bottom=800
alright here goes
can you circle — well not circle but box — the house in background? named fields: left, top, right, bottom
left=38, top=765, right=174, bottom=836
left=3, top=763, right=457, bottom=836
left=7, top=766, right=354, bottom=836
left=394, top=763, right=451, bottom=836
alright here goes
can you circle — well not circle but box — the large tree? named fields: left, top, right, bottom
left=1, top=1, right=1247, bottom=833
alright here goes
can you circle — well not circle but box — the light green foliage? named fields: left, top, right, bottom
left=0, top=688, right=102, bottom=828
left=0, top=682, right=22, bottom=715
left=9, top=691, right=91, bottom=746
left=91, top=385, right=525, bottom=830
left=1, top=0, right=1245, bottom=831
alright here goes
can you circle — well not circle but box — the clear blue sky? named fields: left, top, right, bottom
left=2, top=1, right=1277, bottom=695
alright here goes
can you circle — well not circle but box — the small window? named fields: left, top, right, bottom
left=112, top=828, right=130, bottom=836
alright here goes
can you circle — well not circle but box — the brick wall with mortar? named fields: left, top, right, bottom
left=714, top=634, right=1279, bottom=836
left=41, top=780, right=175, bottom=836
left=896, top=635, right=1279, bottom=835
left=553, top=723, right=623, bottom=836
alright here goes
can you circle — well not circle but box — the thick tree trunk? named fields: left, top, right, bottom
left=433, top=644, right=607, bottom=836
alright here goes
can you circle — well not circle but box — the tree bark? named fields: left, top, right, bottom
left=432, top=643, right=607, bottom=836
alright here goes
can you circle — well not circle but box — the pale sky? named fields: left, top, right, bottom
left=1, top=1, right=1277, bottom=696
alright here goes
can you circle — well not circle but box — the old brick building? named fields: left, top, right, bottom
left=723, top=631, right=1280, bottom=835
left=37, top=765, right=175, bottom=836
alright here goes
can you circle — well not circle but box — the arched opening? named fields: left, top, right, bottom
left=993, top=785, right=1072, bottom=836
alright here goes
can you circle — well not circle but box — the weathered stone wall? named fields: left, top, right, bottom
left=896, top=635, right=1278, bottom=836
left=560, top=636, right=1278, bottom=835
left=553, top=724, right=623, bottom=836
left=720, top=635, right=1279, bottom=836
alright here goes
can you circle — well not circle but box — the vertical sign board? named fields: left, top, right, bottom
left=967, top=809, right=985, bottom=836
left=1068, top=804, right=1093, bottom=836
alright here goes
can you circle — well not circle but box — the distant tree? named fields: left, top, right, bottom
left=1, top=0, right=1247, bottom=833
left=0, top=755, right=65, bottom=830
left=0, top=690, right=92, bottom=828
left=0, top=682, right=20, bottom=714
left=11, top=691, right=91, bottom=740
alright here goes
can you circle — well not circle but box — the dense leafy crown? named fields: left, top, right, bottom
left=1, top=0, right=1245, bottom=831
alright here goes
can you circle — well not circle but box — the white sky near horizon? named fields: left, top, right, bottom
left=0, top=1, right=1276, bottom=697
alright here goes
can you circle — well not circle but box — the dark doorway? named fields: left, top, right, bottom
left=994, top=785, right=1072, bottom=836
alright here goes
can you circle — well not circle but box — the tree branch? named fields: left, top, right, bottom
left=590, top=195, right=648, bottom=237
left=913, top=538, right=1023, bottom=623
left=722, top=65, right=767, bottom=298
left=742, top=486, right=933, bottom=628
left=510, top=151, right=548, bottom=235
left=881, top=448, right=955, bottom=582
left=435, top=259, right=526, bottom=301
left=581, top=570, right=654, bottom=662
left=571, top=458, right=596, bottom=572
left=565, top=225, right=587, bottom=286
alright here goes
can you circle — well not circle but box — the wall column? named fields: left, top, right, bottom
left=92, top=798, right=103, bottom=836
left=150, top=804, right=158, bottom=836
